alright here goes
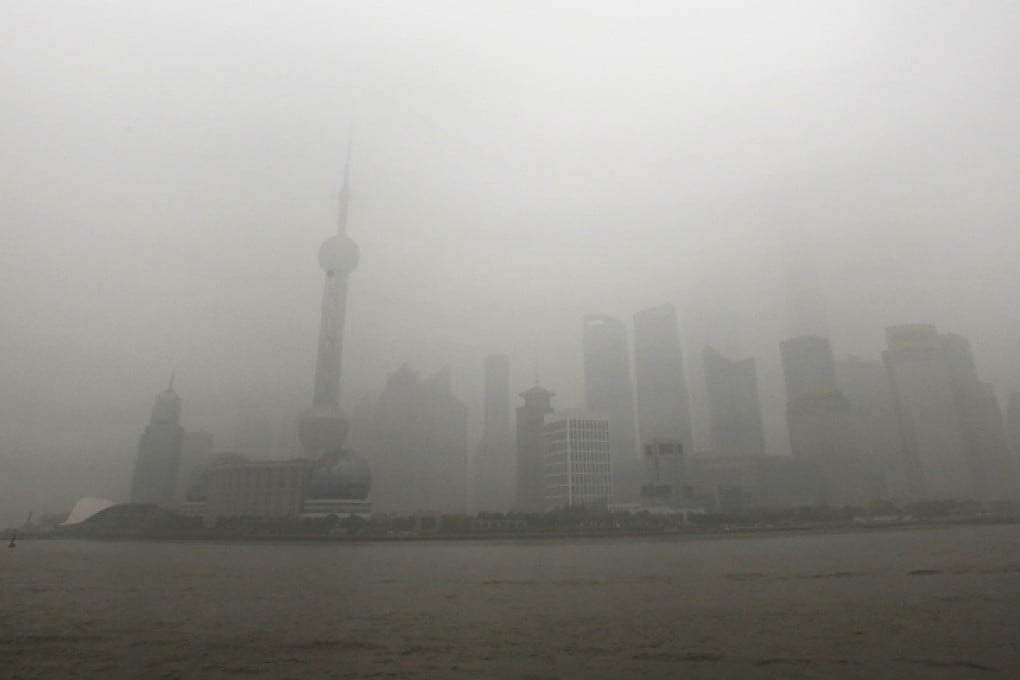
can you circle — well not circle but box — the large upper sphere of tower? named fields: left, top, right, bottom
left=318, top=234, right=360, bottom=275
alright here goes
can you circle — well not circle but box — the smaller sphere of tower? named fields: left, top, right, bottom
left=318, top=234, right=360, bottom=274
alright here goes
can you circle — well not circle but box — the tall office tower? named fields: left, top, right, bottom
left=684, top=301, right=742, bottom=453
left=472, top=355, right=514, bottom=512
left=367, top=365, right=422, bottom=514
left=883, top=325, right=1017, bottom=501
left=515, top=385, right=555, bottom=512
left=298, top=147, right=361, bottom=462
left=544, top=411, right=612, bottom=510
left=836, top=356, right=908, bottom=499
left=421, top=368, right=470, bottom=514
left=703, top=346, right=766, bottom=458
left=780, top=336, right=863, bottom=505
left=1007, top=393, right=1020, bottom=459
left=583, top=314, right=639, bottom=499
left=633, top=304, right=694, bottom=453
left=367, top=365, right=469, bottom=515
left=129, top=376, right=185, bottom=506
left=940, top=334, right=1017, bottom=501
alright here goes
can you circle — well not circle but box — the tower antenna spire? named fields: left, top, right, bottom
left=337, top=132, right=353, bottom=235
left=168, top=369, right=176, bottom=391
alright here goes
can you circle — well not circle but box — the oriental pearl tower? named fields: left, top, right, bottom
left=298, top=144, right=371, bottom=501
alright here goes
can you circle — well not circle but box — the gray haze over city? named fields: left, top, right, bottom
left=3, top=0, right=1020, bottom=526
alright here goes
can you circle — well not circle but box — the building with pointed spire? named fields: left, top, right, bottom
left=179, top=148, right=372, bottom=522
left=294, top=144, right=373, bottom=514
left=298, top=145, right=361, bottom=460
left=129, top=374, right=184, bottom=507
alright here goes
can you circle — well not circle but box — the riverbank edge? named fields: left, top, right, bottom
left=16, top=516, right=1019, bottom=545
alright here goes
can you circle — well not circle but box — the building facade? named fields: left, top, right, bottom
left=583, top=314, right=639, bottom=499
left=201, top=458, right=308, bottom=520
left=883, top=325, right=1016, bottom=501
left=640, top=440, right=687, bottom=508
left=515, top=385, right=555, bottom=512
left=781, top=335, right=864, bottom=506
left=703, top=346, right=767, bottom=458
left=544, top=411, right=612, bottom=509
left=633, top=304, right=694, bottom=455
left=836, top=356, right=909, bottom=499
left=472, top=354, right=515, bottom=512
left=367, top=365, right=469, bottom=515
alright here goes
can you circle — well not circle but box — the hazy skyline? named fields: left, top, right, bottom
left=3, top=1, right=1020, bottom=524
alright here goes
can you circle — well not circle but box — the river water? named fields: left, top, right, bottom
left=3, top=525, right=1019, bottom=678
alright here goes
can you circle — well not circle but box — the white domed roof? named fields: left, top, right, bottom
left=62, top=497, right=115, bottom=525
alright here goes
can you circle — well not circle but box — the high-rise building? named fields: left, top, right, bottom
left=421, top=368, right=470, bottom=514
left=883, top=325, right=1017, bottom=501
left=780, top=336, right=863, bottom=505
left=883, top=325, right=969, bottom=498
left=544, top=411, right=612, bottom=510
left=633, top=304, right=694, bottom=455
left=515, top=385, right=554, bottom=512
left=836, top=356, right=907, bottom=499
left=940, top=334, right=1017, bottom=501
left=129, top=376, right=184, bottom=506
left=683, top=300, right=743, bottom=454
left=583, top=314, right=639, bottom=498
left=367, top=365, right=468, bottom=515
left=703, top=346, right=767, bottom=458
left=472, top=355, right=514, bottom=512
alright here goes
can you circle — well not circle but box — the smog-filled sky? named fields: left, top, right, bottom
left=2, top=0, right=1019, bottom=525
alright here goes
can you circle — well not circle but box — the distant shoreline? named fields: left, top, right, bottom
left=18, top=516, right=1019, bottom=546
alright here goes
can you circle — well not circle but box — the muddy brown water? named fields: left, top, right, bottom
left=3, top=525, right=1019, bottom=678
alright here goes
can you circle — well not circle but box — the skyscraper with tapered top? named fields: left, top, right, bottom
left=129, top=374, right=184, bottom=507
